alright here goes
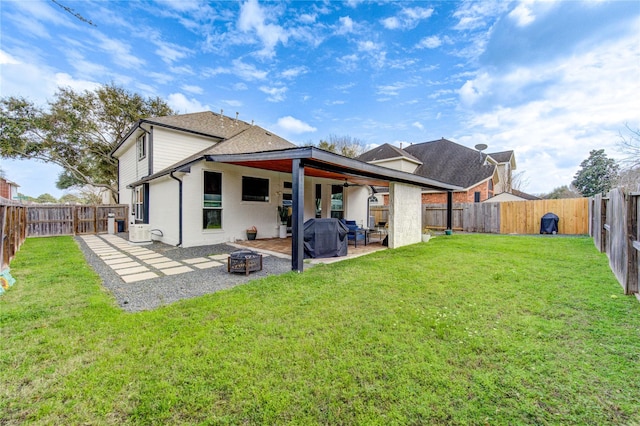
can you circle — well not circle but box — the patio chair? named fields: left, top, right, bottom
left=341, top=219, right=367, bottom=247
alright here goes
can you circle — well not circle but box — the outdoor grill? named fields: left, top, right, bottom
left=227, top=250, right=263, bottom=275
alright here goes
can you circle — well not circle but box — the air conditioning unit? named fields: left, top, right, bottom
left=129, top=224, right=151, bottom=244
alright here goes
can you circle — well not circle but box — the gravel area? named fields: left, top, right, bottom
left=75, top=233, right=291, bottom=312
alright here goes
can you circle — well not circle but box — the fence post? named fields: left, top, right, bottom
left=627, top=193, right=639, bottom=294
left=600, top=197, right=607, bottom=253
left=0, top=205, right=6, bottom=270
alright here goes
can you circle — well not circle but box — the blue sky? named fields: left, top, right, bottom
left=1, top=0, right=639, bottom=198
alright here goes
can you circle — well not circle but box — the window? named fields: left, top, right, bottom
left=203, top=172, right=222, bottom=229
left=136, top=134, right=146, bottom=160
left=242, top=176, right=269, bottom=202
left=474, top=191, right=481, bottom=203
left=330, top=185, right=344, bottom=219
left=315, top=183, right=322, bottom=218
left=133, top=185, right=147, bottom=223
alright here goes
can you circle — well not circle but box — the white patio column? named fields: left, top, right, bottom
left=388, top=182, right=422, bottom=248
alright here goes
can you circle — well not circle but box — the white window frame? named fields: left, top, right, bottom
left=203, top=171, right=223, bottom=230
left=136, top=134, right=146, bottom=161
left=133, top=186, right=145, bottom=222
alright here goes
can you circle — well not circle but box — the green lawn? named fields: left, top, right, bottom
left=1, top=235, right=639, bottom=425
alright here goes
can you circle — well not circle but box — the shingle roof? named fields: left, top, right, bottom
left=356, top=143, right=421, bottom=164
left=401, top=139, right=495, bottom=188
left=512, top=189, right=541, bottom=200
left=131, top=112, right=296, bottom=180
left=147, top=111, right=252, bottom=139
left=206, top=124, right=295, bottom=155
left=488, top=150, right=514, bottom=164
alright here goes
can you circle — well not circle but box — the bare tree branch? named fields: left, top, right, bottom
left=50, top=0, right=96, bottom=27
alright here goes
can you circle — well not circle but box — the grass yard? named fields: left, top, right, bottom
left=1, top=235, right=639, bottom=425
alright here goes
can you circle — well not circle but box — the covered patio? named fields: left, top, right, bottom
left=206, top=147, right=460, bottom=272
left=234, top=235, right=387, bottom=264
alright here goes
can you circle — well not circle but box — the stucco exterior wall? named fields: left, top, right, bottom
left=388, top=182, right=421, bottom=248
left=345, top=186, right=369, bottom=226
left=148, top=175, right=180, bottom=245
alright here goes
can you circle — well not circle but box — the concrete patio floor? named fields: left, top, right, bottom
left=233, top=235, right=387, bottom=265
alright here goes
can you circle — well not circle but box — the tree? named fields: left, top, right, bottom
left=543, top=185, right=581, bottom=199
left=35, top=193, right=58, bottom=204
left=616, top=124, right=640, bottom=170
left=313, top=134, right=368, bottom=158
left=59, top=193, right=83, bottom=204
left=615, top=168, right=640, bottom=193
left=571, top=149, right=619, bottom=197
left=0, top=83, right=175, bottom=203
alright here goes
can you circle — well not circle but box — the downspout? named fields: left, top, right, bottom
left=170, top=171, right=183, bottom=247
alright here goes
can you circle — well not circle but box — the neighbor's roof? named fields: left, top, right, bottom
left=488, top=150, right=515, bottom=164
left=512, top=189, right=541, bottom=200
left=359, top=138, right=497, bottom=189
left=357, top=143, right=422, bottom=164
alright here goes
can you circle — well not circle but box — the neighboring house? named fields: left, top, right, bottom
left=0, top=177, right=20, bottom=202
left=484, top=189, right=541, bottom=203
left=357, top=138, right=517, bottom=203
left=111, top=111, right=459, bottom=266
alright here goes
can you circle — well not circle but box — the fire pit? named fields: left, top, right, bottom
left=227, top=250, right=263, bottom=275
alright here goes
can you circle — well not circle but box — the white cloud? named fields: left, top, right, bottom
left=412, top=121, right=424, bottom=130
left=181, top=84, right=203, bottom=94
left=276, top=116, right=317, bottom=134
left=509, top=3, right=535, bottom=27
left=299, top=13, right=316, bottom=24
left=259, top=86, right=287, bottom=102
left=453, top=1, right=510, bottom=31
left=358, top=40, right=381, bottom=52
left=154, top=41, right=192, bottom=64
left=416, top=35, right=442, bottom=49
left=381, top=17, right=400, bottom=30
left=167, top=93, right=210, bottom=113
left=169, top=65, right=196, bottom=75
left=238, top=0, right=288, bottom=57
left=337, top=54, right=359, bottom=72
left=336, top=16, right=355, bottom=34
left=94, top=33, right=145, bottom=69
left=0, top=50, right=20, bottom=65
left=223, top=99, right=243, bottom=107
left=0, top=50, right=98, bottom=103
left=381, top=6, right=434, bottom=30
left=281, top=66, right=308, bottom=79
left=458, top=72, right=492, bottom=106
left=458, top=34, right=640, bottom=193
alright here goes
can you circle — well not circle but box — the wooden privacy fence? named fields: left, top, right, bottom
left=0, top=201, right=27, bottom=270
left=26, top=205, right=129, bottom=236
left=372, top=198, right=589, bottom=235
left=590, top=189, right=639, bottom=295
left=500, top=198, right=589, bottom=234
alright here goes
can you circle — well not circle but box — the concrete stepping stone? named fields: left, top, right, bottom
left=121, top=272, right=159, bottom=283
left=160, top=266, right=193, bottom=275
left=116, top=266, right=150, bottom=276
left=193, top=261, right=223, bottom=269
